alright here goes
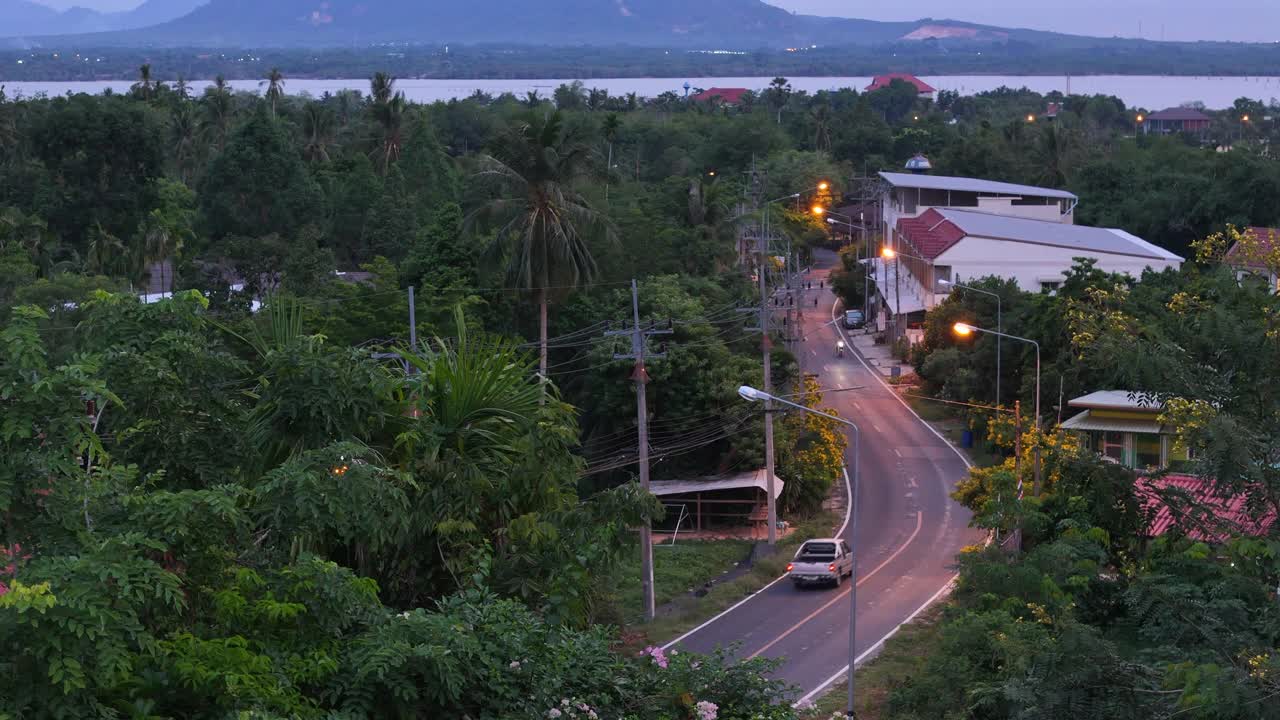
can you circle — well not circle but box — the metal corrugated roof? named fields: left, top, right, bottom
left=1060, top=410, right=1163, bottom=434
left=1137, top=475, right=1276, bottom=541
left=649, top=469, right=784, bottom=500
left=936, top=209, right=1184, bottom=262
left=1067, top=390, right=1161, bottom=411
left=878, top=172, right=1078, bottom=200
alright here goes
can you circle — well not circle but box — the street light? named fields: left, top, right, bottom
left=880, top=246, right=934, bottom=343
left=812, top=204, right=826, bottom=216
left=938, top=279, right=1002, bottom=405
left=952, top=323, right=1040, bottom=427
left=738, top=385, right=860, bottom=719
left=1026, top=113, right=1036, bottom=123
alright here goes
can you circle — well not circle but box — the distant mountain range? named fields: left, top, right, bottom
left=2, top=0, right=206, bottom=36
left=3, top=0, right=1116, bottom=49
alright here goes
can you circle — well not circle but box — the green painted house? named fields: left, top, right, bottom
left=1060, top=391, right=1191, bottom=470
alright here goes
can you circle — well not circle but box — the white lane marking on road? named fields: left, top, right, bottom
left=746, top=511, right=924, bottom=660
left=830, top=301, right=973, bottom=471
left=793, top=574, right=959, bottom=708
left=873, top=423, right=884, bottom=433
left=892, top=448, right=901, bottom=458
left=908, top=478, right=918, bottom=489
left=662, top=465, right=855, bottom=651
left=834, top=466, right=854, bottom=538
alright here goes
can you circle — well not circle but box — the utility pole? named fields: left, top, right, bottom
left=759, top=208, right=778, bottom=545
left=607, top=279, right=672, bottom=620
left=1012, top=400, right=1023, bottom=550
left=407, top=286, right=418, bottom=362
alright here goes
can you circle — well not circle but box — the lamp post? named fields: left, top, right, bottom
left=938, top=279, right=1002, bottom=405
left=952, top=323, right=1039, bottom=429
left=880, top=245, right=929, bottom=343
left=822, top=211, right=873, bottom=328
left=953, top=323, right=1042, bottom=544
left=738, top=384, right=860, bottom=719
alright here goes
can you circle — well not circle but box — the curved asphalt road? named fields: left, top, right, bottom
left=665, top=249, right=982, bottom=701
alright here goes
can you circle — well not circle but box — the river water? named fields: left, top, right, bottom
left=3, top=75, right=1279, bottom=110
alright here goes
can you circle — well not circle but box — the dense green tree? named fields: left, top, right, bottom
left=199, top=108, right=321, bottom=241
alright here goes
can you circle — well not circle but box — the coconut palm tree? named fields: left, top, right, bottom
left=811, top=102, right=833, bottom=152
left=169, top=103, right=199, bottom=183
left=602, top=113, right=621, bottom=201
left=201, top=76, right=235, bottom=152
left=139, top=206, right=191, bottom=295
left=370, top=72, right=395, bottom=106
left=261, top=68, right=285, bottom=117
left=174, top=76, right=190, bottom=101
left=0, top=207, right=58, bottom=275
left=369, top=74, right=405, bottom=174
left=132, top=63, right=155, bottom=101
left=468, top=111, right=612, bottom=396
left=303, top=104, right=335, bottom=163
left=85, top=223, right=128, bottom=277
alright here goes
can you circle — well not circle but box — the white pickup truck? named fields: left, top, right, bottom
left=787, top=538, right=854, bottom=589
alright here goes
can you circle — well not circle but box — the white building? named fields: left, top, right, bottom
left=879, top=171, right=1079, bottom=242
left=872, top=206, right=1183, bottom=334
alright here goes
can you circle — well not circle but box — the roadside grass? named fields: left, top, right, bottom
left=902, top=394, right=1005, bottom=468
left=613, top=538, right=754, bottom=624
left=623, top=511, right=841, bottom=645
left=798, top=602, right=947, bottom=720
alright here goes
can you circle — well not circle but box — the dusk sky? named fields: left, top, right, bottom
left=767, top=0, right=1278, bottom=42
left=27, top=0, right=1280, bottom=43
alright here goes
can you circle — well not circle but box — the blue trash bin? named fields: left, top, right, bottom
left=961, top=429, right=974, bottom=448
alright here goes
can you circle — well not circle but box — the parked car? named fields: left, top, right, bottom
left=787, top=538, right=854, bottom=588
left=844, top=309, right=865, bottom=329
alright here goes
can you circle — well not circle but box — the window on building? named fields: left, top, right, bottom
left=1135, top=433, right=1162, bottom=469
left=1101, top=431, right=1127, bottom=465
left=1040, top=280, right=1061, bottom=294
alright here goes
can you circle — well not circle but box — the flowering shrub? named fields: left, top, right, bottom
left=640, top=645, right=670, bottom=669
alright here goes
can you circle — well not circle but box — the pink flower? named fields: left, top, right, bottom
left=547, top=710, right=562, bottom=719
left=695, top=700, right=718, bottom=720
left=640, top=645, right=669, bottom=669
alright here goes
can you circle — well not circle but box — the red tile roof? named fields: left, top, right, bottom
left=1224, top=227, right=1280, bottom=268
left=895, top=208, right=967, bottom=259
left=866, top=74, right=936, bottom=94
left=691, top=87, right=749, bottom=104
left=1136, top=474, right=1276, bottom=542
left=1147, top=107, right=1212, bottom=122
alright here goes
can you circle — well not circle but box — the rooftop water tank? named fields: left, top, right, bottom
left=905, top=153, right=932, bottom=174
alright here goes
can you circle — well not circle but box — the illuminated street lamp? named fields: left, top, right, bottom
left=1026, top=113, right=1036, bottom=123
left=938, top=279, right=1001, bottom=405
left=953, top=323, right=1040, bottom=427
